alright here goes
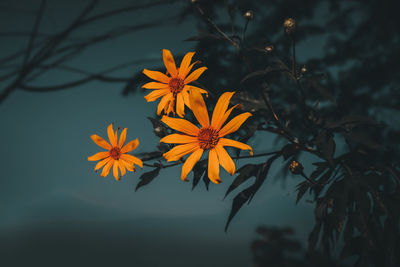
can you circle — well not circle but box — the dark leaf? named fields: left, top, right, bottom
left=280, top=144, right=299, bottom=160
left=147, top=117, right=168, bottom=138
left=135, top=167, right=161, bottom=191
left=192, top=159, right=207, bottom=190
left=324, top=115, right=381, bottom=130
left=225, top=155, right=279, bottom=231
left=202, top=173, right=210, bottom=190
left=225, top=187, right=254, bottom=232
left=308, top=222, right=322, bottom=251
left=224, top=164, right=258, bottom=198
left=296, top=181, right=310, bottom=204
left=139, top=151, right=162, bottom=161
left=343, top=132, right=383, bottom=150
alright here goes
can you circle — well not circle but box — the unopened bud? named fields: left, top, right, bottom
left=264, top=45, right=274, bottom=53
left=289, top=160, right=304, bottom=175
left=244, top=10, right=254, bottom=20
left=190, top=0, right=198, bottom=4
left=301, top=65, right=307, bottom=73
left=283, top=18, right=296, bottom=34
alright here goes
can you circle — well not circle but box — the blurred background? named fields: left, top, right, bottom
left=1, top=0, right=399, bottom=266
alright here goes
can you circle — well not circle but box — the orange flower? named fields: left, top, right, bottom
left=142, top=49, right=208, bottom=117
left=160, top=90, right=253, bottom=184
left=88, top=124, right=143, bottom=180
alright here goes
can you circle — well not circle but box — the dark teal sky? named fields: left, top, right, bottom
left=0, top=1, right=316, bottom=266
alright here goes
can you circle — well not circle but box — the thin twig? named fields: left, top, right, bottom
left=23, top=0, right=46, bottom=67
left=194, top=4, right=240, bottom=50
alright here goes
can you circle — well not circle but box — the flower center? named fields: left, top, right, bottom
left=109, top=147, right=121, bottom=160
left=197, top=127, right=219, bottom=150
left=168, top=77, right=184, bottom=94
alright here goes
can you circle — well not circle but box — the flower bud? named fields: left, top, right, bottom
left=244, top=10, right=254, bottom=20
left=264, top=45, right=274, bottom=53
left=289, top=160, right=304, bottom=175
left=283, top=18, right=296, bottom=34
left=190, top=0, right=198, bottom=4
left=154, top=126, right=162, bottom=134
left=301, top=65, right=307, bottom=73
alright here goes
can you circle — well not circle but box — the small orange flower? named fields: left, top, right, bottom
left=160, top=90, right=253, bottom=184
left=142, top=49, right=208, bottom=117
left=88, top=124, right=143, bottom=180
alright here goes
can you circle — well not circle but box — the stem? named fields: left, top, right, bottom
left=301, top=172, right=318, bottom=185
left=223, top=0, right=236, bottom=36
left=195, top=5, right=240, bottom=50
left=242, top=20, right=249, bottom=43
left=141, top=151, right=280, bottom=170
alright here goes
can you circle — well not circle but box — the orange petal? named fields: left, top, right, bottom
left=120, top=154, right=143, bottom=168
left=189, top=88, right=209, bottom=127
left=118, top=128, right=127, bottom=148
left=163, top=49, right=178, bottom=77
left=185, top=61, right=200, bottom=76
left=163, top=143, right=199, bottom=162
left=211, top=92, right=235, bottom=129
left=161, top=116, right=199, bottom=136
left=143, top=69, right=170, bottom=83
left=184, top=67, right=207, bottom=84
left=178, top=51, right=195, bottom=79
left=101, top=159, right=114, bottom=177
left=90, top=135, right=111, bottom=150
left=208, top=149, right=221, bottom=184
left=107, top=124, right=117, bottom=147
left=219, top=138, right=253, bottom=155
left=176, top=93, right=185, bottom=118
left=186, top=85, right=208, bottom=96
left=182, top=89, right=191, bottom=109
left=157, top=94, right=173, bottom=116
left=113, top=160, right=120, bottom=180
left=160, top=133, right=198, bottom=144
left=88, top=151, right=109, bottom=161
left=118, top=160, right=126, bottom=176
left=121, top=138, right=139, bottom=153
left=215, top=144, right=235, bottom=175
left=219, top=104, right=241, bottom=128
left=218, top=112, right=252, bottom=137
left=142, top=82, right=169, bottom=89
left=94, top=157, right=111, bottom=171
left=165, top=97, right=176, bottom=116
left=181, top=148, right=203, bottom=181
left=120, top=159, right=135, bottom=172
left=144, top=89, right=170, bottom=102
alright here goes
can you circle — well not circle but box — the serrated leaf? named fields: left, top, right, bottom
left=224, top=164, right=258, bottom=198
left=225, top=155, right=279, bottom=231
left=135, top=167, right=161, bottom=191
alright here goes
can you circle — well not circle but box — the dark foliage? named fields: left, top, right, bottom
left=251, top=226, right=346, bottom=267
